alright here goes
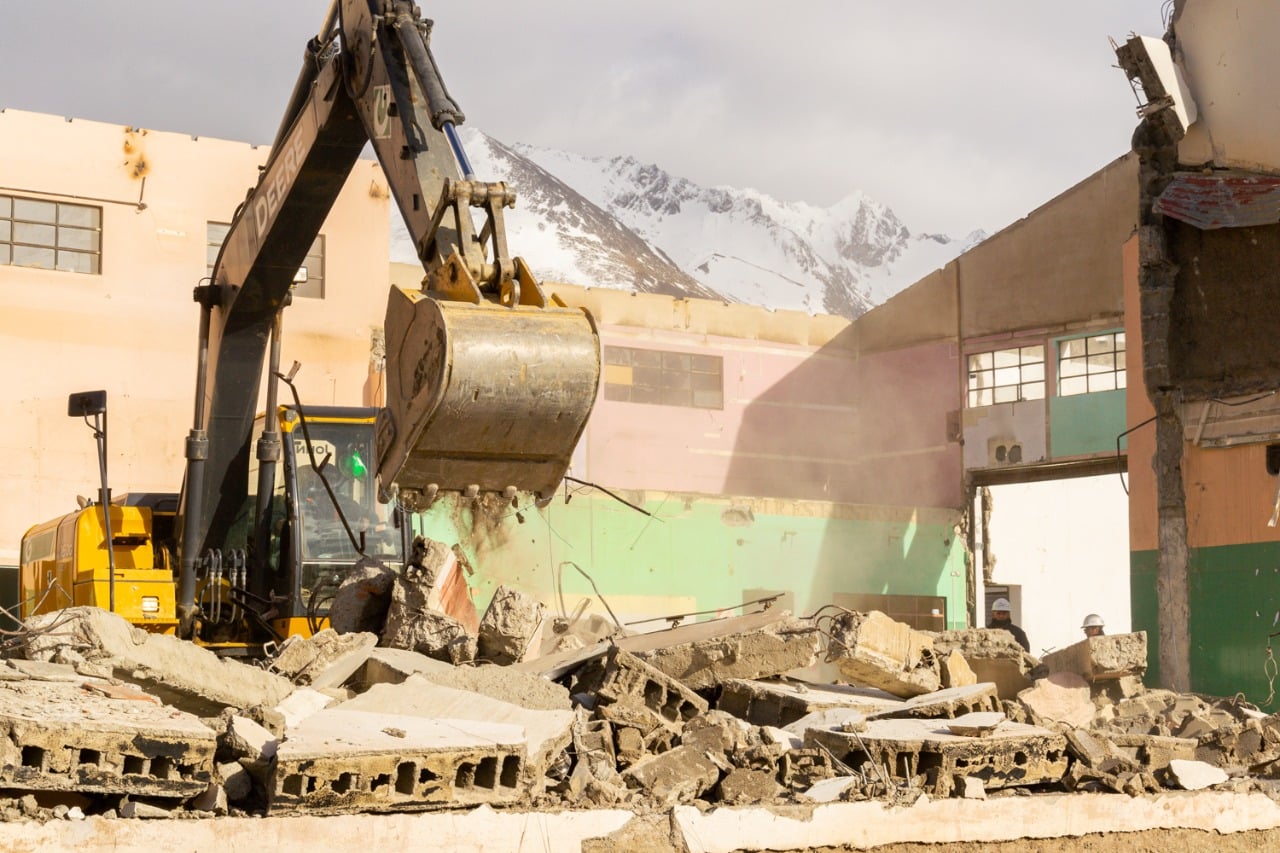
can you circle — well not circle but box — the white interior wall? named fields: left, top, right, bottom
left=981, top=473, right=1130, bottom=656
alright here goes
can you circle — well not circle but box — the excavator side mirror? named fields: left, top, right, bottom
left=67, top=390, right=107, bottom=417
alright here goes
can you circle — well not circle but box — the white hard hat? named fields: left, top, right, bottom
left=1081, top=613, right=1105, bottom=629
left=991, top=598, right=1012, bottom=612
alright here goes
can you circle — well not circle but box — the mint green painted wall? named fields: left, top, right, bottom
left=1129, top=549, right=1159, bottom=687
left=414, top=493, right=969, bottom=628
left=1131, top=543, right=1280, bottom=701
left=1049, top=389, right=1127, bottom=458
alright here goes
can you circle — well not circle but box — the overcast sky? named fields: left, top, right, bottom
left=0, top=1, right=1167, bottom=236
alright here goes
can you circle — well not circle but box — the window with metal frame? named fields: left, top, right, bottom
left=966, top=345, right=1045, bottom=407
left=1058, top=331, right=1126, bottom=396
left=603, top=345, right=724, bottom=409
left=206, top=222, right=325, bottom=298
left=0, top=194, right=101, bottom=274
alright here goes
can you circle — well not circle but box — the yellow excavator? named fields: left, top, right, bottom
left=18, top=0, right=600, bottom=649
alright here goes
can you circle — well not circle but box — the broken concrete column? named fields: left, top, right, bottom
left=477, top=585, right=546, bottom=665
left=827, top=610, right=940, bottom=698
left=381, top=588, right=477, bottom=666
left=21, top=607, right=292, bottom=717
left=878, top=683, right=1001, bottom=720
left=1042, top=632, right=1148, bottom=683
left=407, top=536, right=480, bottom=633
left=624, top=610, right=820, bottom=690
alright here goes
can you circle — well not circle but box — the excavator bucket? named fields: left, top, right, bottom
left=375, top=285, right=601, bottom=509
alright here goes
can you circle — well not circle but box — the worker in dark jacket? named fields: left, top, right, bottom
left=988, top=597, right=1030, bottom=652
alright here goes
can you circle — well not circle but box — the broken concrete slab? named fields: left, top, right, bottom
left=1106, top=733, right=1198, bottom=771
left=477, top=585, right=546, bottom=666
left=947, top=712, right=1006, bottom=737
left=716, top=678, right=904, bottom=728
left=224, top=715, right=278, bottom=764
left=802, top=775, right=859, bottom=803
left=1018, top=672, right=1095, bottom=729
left=350, top=646, right=456, bottom=689
left=826, top=610, right=940, bottom=698
left=1168, top=758, right=1230, bottom=790
left=1042, top=632, right=1148, bottom=683
left=417, top=663, right=572, bottom=712
left=339, top=674, right=574, bottom=782
left=270, top=708, right=529, bottom=814
left=875, top=682, right=1001, bottom=720
left=21, top=607, right=293, bottom=717
left=269, top=630, right=378, bottom=690
left=806, top=717, right=1068, bottom=797
left=274, top=687, right=338, bottom=730
left=381, top=597, right=476, bottom=666
left=622, top=610, right=819, bottom=691
left=0, top=678, right=215, bottom=799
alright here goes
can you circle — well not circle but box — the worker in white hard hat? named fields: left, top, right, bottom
left=1081, top=613, right=1106, bottom=638
left=988, top=597, right=1030, bottom=652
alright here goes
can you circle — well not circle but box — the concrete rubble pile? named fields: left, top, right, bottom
left=4, top=584, right=1280, bottom=831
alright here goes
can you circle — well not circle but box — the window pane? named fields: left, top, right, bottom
left=968, top=352, right=992, bottom=370
left=1022, top=363, right=1044, bottom=382
left=970, top=388, right=993, bottom=407
left=58, top=227, right=99, bottom=251
left=13, top=198, right=56, bottom=223
left=1022, top=381, right=1045, bottom=400
left=1089, top=372, right=1117, bottom=392
left=1116, top=351, right=1127, bottom=371
left=662, top=371, right=690, bottom=390
left=207, top=222, right=231, bottom=243
left=994, top=385, right=1018, bottom=404
left=1060, top=376, right=1088, bottom=396
left=993, top=349, right=1020, bottom=368
left=691, top=372, right=721, bottom=391
left=1021, top=345, right=1044, bottom=363
left=14, top=222, right=56, bottom=246
left=58, top=204, right=100, bottom=228
left=633, top=367, right=662, bottom=387
left=603, top=384, right=630, bottom=402
left=632, top=349, right=661, bottom=368
left=1087, top=335, right=1114, bottom=355
left=1059, top=339, right=1087, bottom=359
left=662, top=352, right=690, bottom=371
left=56, top=251, right=94, bottom=274
left=1058, top=357, right=1085, bottom=377
left=604, top=347, right=631, bottom=366
left=13, top=245, right=55, bottom=268
left=207, top=244, right=222, bottom=269
left=0, top=196, right=10, bottom=217
left=0, top=221, right=9, bottom=242
left=1087, top=352, right=1115, bottom=372
left=1115, top=331, right=1126, bottom=350
left=630, top=385, right=662, bottom=404
left=0, top=245, right=9, bottom=264
left=994, top=366, right=1020, bottom=386
left=661, top=387, right=692, bottom=407
left=691, top=354, right=720, bottom=373
left=1117, top=372, right=1128, bottom=389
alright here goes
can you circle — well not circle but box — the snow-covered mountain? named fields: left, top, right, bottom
left=390, top=129, right=984, bottom=318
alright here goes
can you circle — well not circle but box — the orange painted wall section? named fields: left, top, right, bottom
left=1123, top=234, right=1158, bottom=553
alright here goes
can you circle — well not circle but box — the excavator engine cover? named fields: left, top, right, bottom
left=376, top=285, right=600, bottom=509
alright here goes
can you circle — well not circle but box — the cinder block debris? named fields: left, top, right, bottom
left=932, top=628, right=1039, bottom=700
left=806, top=717, right=1068, bottom=797
left=946, top=711, right=1006, bottom=737
left=339, top=674, right=573, bottom=782
left=1042, top=632, right=1148, bottom=683
left=270, top=709, right=529, bottom=814
left=0, top=678, right=215, bottom=799
left=621, top=745, right=721, bottom=807
left=569, top=647, right=709, bottom=735
left=827, top=610, right=940, bottom=698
